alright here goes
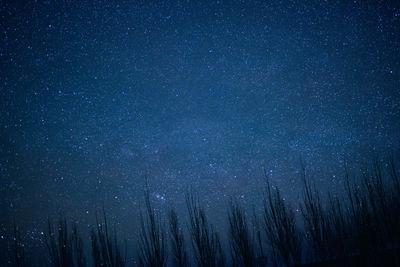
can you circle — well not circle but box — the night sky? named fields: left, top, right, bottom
left=1, top=0, right=399, bottom=263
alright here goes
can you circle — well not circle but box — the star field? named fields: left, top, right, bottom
left=0, top=0, right=399, bottom=264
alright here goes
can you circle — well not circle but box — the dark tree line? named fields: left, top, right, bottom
left=3, top=154, right=400, bottom=266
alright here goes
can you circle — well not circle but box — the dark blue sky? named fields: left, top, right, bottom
left=1, top=0, right=399, bottom=259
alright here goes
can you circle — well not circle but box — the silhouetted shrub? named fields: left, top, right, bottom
left=262, top=174, right=302, bottom=266
left=45, top=217, right=73, bottom=267
left=72, top=223, right=86, bottom=267
left=186, top=193, right=225, bottom=267
left=228, top=200, right=256, bottom=267
left=251, top=207, right=268, bottom=267
left=168, top=208, right=187, bottom=267
left=300, top=165, right=334, bottom=261
left=325, top=192, right=351, bottom=258
left=91, top=209, right=126, bottom=267
left=137, top=183, right=167, bottom=267
left=12, top=220, right=25, bottom=267
left=342, top=155, right=400, bottom=266
left=3, top=153, right=400, bottom=266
